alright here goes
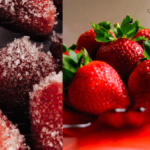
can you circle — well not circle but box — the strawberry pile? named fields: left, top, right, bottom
left=0, top=110, right=29, bottom=150
left=63, top=14, right=150, bottom=129
left=0, top=0, right=56, bottom=39
left=29, top=72, right=62, bottom=150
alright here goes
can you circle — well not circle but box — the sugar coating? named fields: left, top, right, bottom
left=0, top=36, right=56, bottom=116
left=0, top=110, right=29, bottom=150
left=29, top=72, right=62, bottom=150
left=0, top=0, right=56, bottom=36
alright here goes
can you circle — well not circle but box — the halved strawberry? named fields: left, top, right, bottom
left=0, top=0, right=56, bottom=39
left=29, top=72, right=62, bottom=150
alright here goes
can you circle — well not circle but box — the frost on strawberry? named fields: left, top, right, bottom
left=0, top=0, right=56, bottom=39
left=0, top=110, right=29, bottom=150
left=29, top=72, right=62, bottom=150
left=0, top=36, right=56, bottom=122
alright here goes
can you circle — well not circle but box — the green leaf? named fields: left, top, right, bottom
left=133, top=36, right=148, bottom=42
left=94, top=26, right=116, bottom=43
left=63, top=43, right=67, bottom=53
left=63, top=54, right=77, bottom=73
left=91, top=21, right=111, bottom=30
left=83, top=49, right=90, bottom=65
left=143, top=40, right=150, bottom=59
left=112, top=23, right=123, bottom=38
left=63, top=66, right=76, bottom=78
left=77, top=50, right=84, bottom=67
left=121, top=14, right=133, bottom=35
left=68, top=49, right=78, bottom=64
left=139, top=26, right=145, bottom=29
left=68, top=44, right=77, bottom=50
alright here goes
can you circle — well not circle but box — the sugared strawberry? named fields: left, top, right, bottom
left=50, top=32, right=62, bottom=73
left=64, top=49, right=129, bottom=115
left=29, top=72, right=62, bottom=150
left=0, top=0, right=56, bottom=39
left=133, top=29, right=150, bottom=48
left=128, top=40, right=150, bottom=108
left=0, top=36, right=56, bottom=122
left=95, top=15, right=144, bottom=81
left=0, top=110, right=29, bottom=150
left=76, top=21, right=116, bottom=59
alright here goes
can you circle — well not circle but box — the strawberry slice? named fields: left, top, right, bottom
left=0, top=0, right=56, bottom=39
left=0, top=110, right=29, bottom=150
left=29, top=72, right=62, bottom=150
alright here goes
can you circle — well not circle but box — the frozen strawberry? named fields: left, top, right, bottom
left=76, top=21, right=116, bottom=59
left=95, top=15, right=144, bottom=81
left=133, top=29, right=150, bottom=48
left=0, top=36, right=56, bottom=122
left=29, top=72, right=62, bottom=150
left=0, top=110, right=29, bottom=150
left=128, top=40, right=150, bottom=108
left=0, top=0, right=56, bottom=39
left=50, top=32, right=62, bottom=73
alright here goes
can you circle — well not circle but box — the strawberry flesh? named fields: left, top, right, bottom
left=29, top=72, right=62, bottom=150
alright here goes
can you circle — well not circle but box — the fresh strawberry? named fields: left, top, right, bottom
left=0, top=0, right=56, bottom=39
left=29, top=72, right=62, bottom=150
left=64, top=50, right=80, bottom=55
left=133, top=29, right=150, bottom=48
left=95, top=15, right=145, bottom=81
left=128, top=40, right=150, bottom=108
left=76, top=21, right=116, bottom=59
left=63, top=49, right=129, bottom=115
left=0, top=110, right=29, bottom=150
left=0, top=36, right=56, bottom=123
left=96, top=38, right=144, bottom=81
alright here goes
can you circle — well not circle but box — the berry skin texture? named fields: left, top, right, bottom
left=96, top=38, right=144, bottom=81
left=76, top=29, right=116, bottom=59
left=133, top=29, right=150, bottom=48
left=29, top=72, right=62, bottom=150
left=0, top=110, right=29, bottom=150
left=0, top=36, right=56, bottom=120
left=0, top=0, right=56, bottom=39
left=128, top=60, right=150, bottom=108
left=68, top=61, right=129, bottom=115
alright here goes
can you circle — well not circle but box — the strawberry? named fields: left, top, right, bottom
left=0, top=110, right=29, bottom=150
left=95, top=15, right=145, bottom=81
left=64, top=50, right=80, bottom=55
left=128, top=40, right=150, bottom=108
left=76, top=21, right=116, bottom=59
left=50, top=32, right=63, bottom=73
left=29, top=71, right=62, bottom=150
left=0, top=36, right=56, bottom=124
left=0, top=0, right=56, bottom=39
left=63, top=49, right=129, bottom=115
left=133, top=29, right=150, bottom=48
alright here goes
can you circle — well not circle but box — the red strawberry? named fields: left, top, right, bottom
left=0, top=0, right=56, bottom=39
left=128, top=40, right=150, bottom=108
left=29, top=72, right=62, bottom=150
left=67, top=61, right=129, bottom=115
left=0, top=36, right=56, bottom=123
left=94, top=15, right=145, bottom=81
left=76, top=28, right=116, bottom=59
left=96, top=38, right=144, bottom=81
left=64, top=50, right=80, bottom=56
left=133, top=29, right=150, bottom=48
left=0, top=110, right=29, bottom=150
